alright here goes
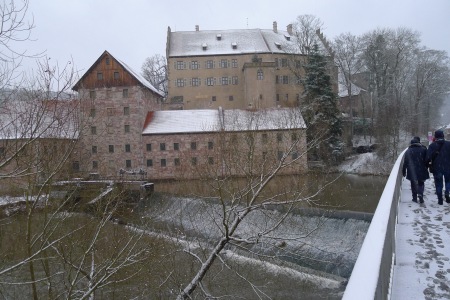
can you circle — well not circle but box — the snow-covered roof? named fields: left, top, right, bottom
left=116, top=57, right=164, bottom=97
left=338, top=82, right=366, bottom=98
left=0, top=99, right=79, bottom=140
left=142, top=108, right=306, bottom=135
left=168, top=28, right=300, bottom=57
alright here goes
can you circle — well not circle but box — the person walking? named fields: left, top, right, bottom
left=403, top=138, right=429, bottom=203
left=425, top=130, right=450, bottom=205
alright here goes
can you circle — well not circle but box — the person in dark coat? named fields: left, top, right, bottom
left=425, top=130, right=450, bottom=205
left=403, top=138, right=429, bottom=203
left=413, top=136, right=427, bottom=150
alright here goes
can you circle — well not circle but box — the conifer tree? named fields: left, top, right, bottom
left=302, top=43, right=343, bottom=165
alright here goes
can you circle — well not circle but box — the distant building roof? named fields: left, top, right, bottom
left=168, top=28, right=300, bottom=57
left=142, top=107, right=306, bottom=135
left=0, top=99, right=79, bottom=140
left=338, top=81, right=367, bottom=98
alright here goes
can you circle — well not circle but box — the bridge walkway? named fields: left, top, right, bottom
left=391, top=176, right=450, bottom=299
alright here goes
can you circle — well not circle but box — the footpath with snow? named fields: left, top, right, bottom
left=392, top=175, right=450, bottom=299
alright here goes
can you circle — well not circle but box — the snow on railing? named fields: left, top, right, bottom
left=343, top=149, right=407, bottom=300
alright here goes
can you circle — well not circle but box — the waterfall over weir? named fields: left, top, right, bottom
left=139, top=195, right=371, bottom=281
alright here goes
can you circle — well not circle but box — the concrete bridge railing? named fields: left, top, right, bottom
left=343, top=149, right=406, bottom=300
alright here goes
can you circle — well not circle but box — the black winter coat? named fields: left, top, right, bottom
left=425, top=139, right=450, bottom=174
left=403, top=143, right=429, bottom=181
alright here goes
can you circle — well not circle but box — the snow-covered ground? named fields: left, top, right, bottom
left=391, top=176, right=450, bottom=299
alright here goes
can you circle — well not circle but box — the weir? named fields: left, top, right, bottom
left=140, top=195, right=372, bottom=279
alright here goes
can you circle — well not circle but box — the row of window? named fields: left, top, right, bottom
left=90, top=141, right=216, bottom=153
left=89, top=149, right=300, bottom=171
left=175, top=59, right=239, bottom=70
left=96, top=71, right=121, bottom=81
left=173, top=58, right=302, bottom=71
left=90, top=124, right=131, bottom=135
left=147, top=141, right=214, bottom=151
left=89, top=106, right=130, bottom=118
left=89, top=88, right=129, bottom=100
left=175, top=76, right=239, bottom=87
left=174, top=75, right=299, bottom=88
left=92, top=144, right=132, bottom=154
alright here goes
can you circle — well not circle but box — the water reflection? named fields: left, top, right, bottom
left=154, top=173, right=387, bottom=213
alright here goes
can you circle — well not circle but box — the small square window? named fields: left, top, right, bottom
left=91, top=126, right=97, bottom=135
left=125, top=144, right=131, bottom=152
left=212, top=96, right=216, bottom=101
left=174, top=158, right=180, bottom=166
left=126, top=160, right=132, bottom=168
left=160, top=143, right=166, bottom=151
left=191, top=142, right=197, bottom=150
left=92, top=146, right=97, bottom=154
left=109, top=145, right=114, bottom=153
left=123, top=89, right=129, bottom=98
left=107, top=108, right=114, bottom=116
left=146, top=143, right=152, bottom=151
left=278, top=151, right=284, bottom=161
left=90, top=108, right=96, bottom=117
left=262, top=133, right=268, bottom=143
left=291, top=132, right=298, bottom=141
left=174, top=143, right=179, bottom=150
left=92, top=161, right=98, bottom=169
left=208, top=157, right=214, bottom=165
left=191, top=157, right=197, bottom=166
left=229, top=96, right=234, bottom=101
left=89, top=90, right=96, bottom=100
left=161, top=159, right=166, bottom=167
left=105, top=57, right=110, bottom=65
left=114, top=72, right=120, bottom=80
left=97, top=72, right=103, bottom=80
left=208, top=141, right=214, bottom=150
left=292, top=151, right=299, bottom=160
left=277, top=133, right=283, bottom=142
left=72, top=161, right=80, bottom=172
left=124, top=125, right=130, bottom=133
left=147, top=159, right=153, bottom=167
left=124, top=107, right=130, bottom=115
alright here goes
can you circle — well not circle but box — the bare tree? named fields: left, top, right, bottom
left=333, top=33, right=365, bottom=139
left=289, top=15, right=324, bottom=55
left=160, top=109, right=353, bottom=299
left=141, top=54, right=167, bottom=98
left=407, top=49, right=450, bottom=134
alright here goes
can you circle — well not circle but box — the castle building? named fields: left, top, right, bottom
left=166, top=22, right=308, bottom=110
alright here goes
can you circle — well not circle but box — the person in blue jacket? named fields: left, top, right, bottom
left=403, top=138, right=429, bottom=203
left=425, top=130, right=450, bottom=205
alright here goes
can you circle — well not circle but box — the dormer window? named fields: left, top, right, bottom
left=105, top=57, right=110, bottom=65
left=216, top=34, right=222, bottom=41
left=284, top=34, right=291, bottom=41
left=231, top=42, right=237, bottom=49
left=202, top=43, right=208, bottom=50
left=274, top=42, right=282, bottom=50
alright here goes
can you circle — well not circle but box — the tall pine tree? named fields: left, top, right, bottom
left=302, top=43, right=343, bottom=165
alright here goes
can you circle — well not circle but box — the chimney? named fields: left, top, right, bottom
left=287, top=24, right=293, bottom=35
left=195, top=25, right=199, bottom=31
left=273, top=21, right=278, bottom=33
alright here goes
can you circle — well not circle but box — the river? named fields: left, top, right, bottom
left=0, top=173, right=387, bottom=299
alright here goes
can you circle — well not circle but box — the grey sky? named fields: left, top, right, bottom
left=18, top=0, right=450, bottom=78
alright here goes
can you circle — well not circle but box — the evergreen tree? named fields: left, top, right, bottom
left=302, top=43, right=343, bottom=165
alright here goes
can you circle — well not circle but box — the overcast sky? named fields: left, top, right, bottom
left=17, top=0, right=450, bottom=79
